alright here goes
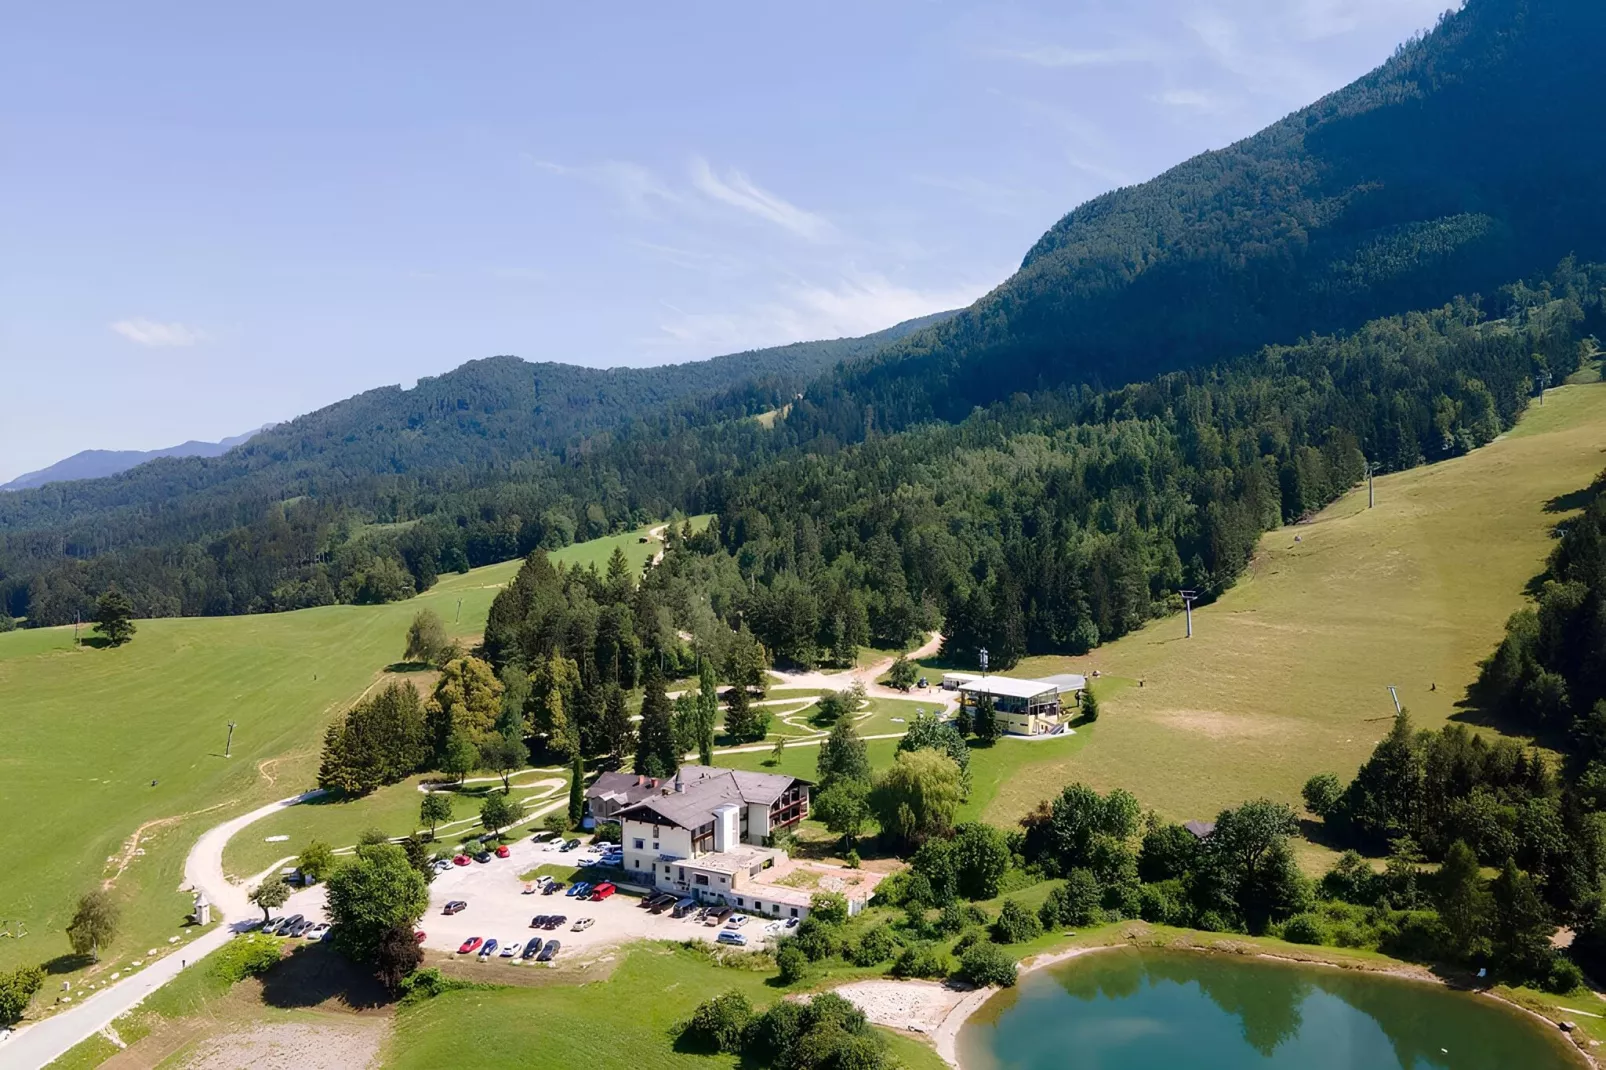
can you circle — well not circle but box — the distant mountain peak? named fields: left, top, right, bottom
left=0, top=427, right=269, bottom=492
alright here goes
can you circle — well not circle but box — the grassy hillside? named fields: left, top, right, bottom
left=0, top=521, right=683, bottom=976
left=986, top=380, right=1606, bottom=829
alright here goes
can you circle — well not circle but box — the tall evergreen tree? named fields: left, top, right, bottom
left=634, top=662, right=678, bottom=777
left=696, top=660, right=719, bottom=766
left=569, top=750, right=586, bottom=827
left=1491, top=859, right=1554, bottom=979
left=1435, top=839, right=1492, bottom=962
left=601, top=684, right=635, bottom=763
left=817, top=717, right=871, bottom=789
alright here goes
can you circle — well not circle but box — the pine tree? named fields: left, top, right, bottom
left=953, top=699, right=971, bottom=738
left=1080, top=687, right=1100, bottom=723
left=1491, top=859, right=1553, bottom=980
left=972, top=693, right=1000, bottom=742
left=724, top=684, right=755, bottom=743
left=817, top=717, right=871, bottom=789
left=601, top=684, right=635, bottom=762
left=92, top=589, right=137, bottom=646
left=569, top=750, right=585, bottom=827
left=634, top=662, right=678, bottom=777
left=1435, top=839, right=1491, bottom=961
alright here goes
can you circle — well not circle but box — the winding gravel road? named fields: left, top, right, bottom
left=2, top=790, right=323, bottom=1070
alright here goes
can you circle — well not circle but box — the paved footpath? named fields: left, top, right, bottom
left=1, top=791, right=322, bottom=1070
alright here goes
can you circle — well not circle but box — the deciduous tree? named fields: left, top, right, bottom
left=66, top=889, right=119, bottom=962
left=248, top=879, right=290, bottom=922
left=92, top=589, right=136, bottom=646
left=325, top=842, right=429, bottom=964
left=869, top=750, right=963, bottom=851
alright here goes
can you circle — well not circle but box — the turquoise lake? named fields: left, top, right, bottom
left=954, top=948, right=1584, bottom=1070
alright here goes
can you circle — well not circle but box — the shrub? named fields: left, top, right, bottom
left=849, top=926, right=900, bottom=966
left=845, top=849, right=861, bottom=868
left=1546, top=956, right=1585, bottom=995
left=1281, top=913, right=1328, bottom=946
left=0, top=964, right=45, bottom=1026
left=777, top=944, right=809, bottom=984
left=1302, top=773, right=1343, bottom=818
left=296, top=840, right=336, bottom=882
left=210, top=933, right=284, bottom=984
left=1102, top=880, right=1143, bottom=920
left=952, top=928, right=984, bottom=955
left=543, top=812, right=569, bottom=836
left=957, top=942, right=1018, bottom=987
left=396, top=966, right=490, bottom=1004
left=1194, top=910, right=1232, bottom=933
left=992, top=899, right=1043, bottom=945
left=1045, top=869, right=1103, bottom=927
left=871, top=869, right=915, bottom=907
left=810, top=891, right=850, bottom=926
left=937, top=902, right=969, bottom=935
left=892, top=944, right=949, bottom=979
left=793, top=917, right=841, bottom=962
left=679, top=990, right=753, bottom=1053
left=1137, top=880, right=1185, bottom=925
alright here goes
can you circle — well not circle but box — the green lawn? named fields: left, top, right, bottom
left=383, top=943, right=946, bottom=1070
left=984, top=380, right=1606, bottom=833
left=0, top=520, right=682, bottom=979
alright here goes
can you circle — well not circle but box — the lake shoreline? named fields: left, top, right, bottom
left=835, top=926, right=1600, bottom=1070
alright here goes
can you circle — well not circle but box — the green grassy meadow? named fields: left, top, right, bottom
left=383, top=943, right=947, bottom=1070
left=985, top=380, right=1606, bottom=830
left=0, top=520, right=685, bottom=977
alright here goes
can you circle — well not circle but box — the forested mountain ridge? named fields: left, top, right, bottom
left=0, top=311, right=950, bottom=548
left=792, top=0, right=1606, bottom=439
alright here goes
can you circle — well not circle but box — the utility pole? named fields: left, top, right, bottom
left=225, top=721, right=237, bottom=758
left=1179, top=590, right=1198, bottom=639
left=455, top=597, right=463, bottom=623
left=1366, top=461, right=1383, bottom=509
left=74, top=612, right=81, bottom=648
left=979, top=647, right=989, bottom=681
left=1386, top=686, right=1401, bottom=715
left=1534, top=371, right=1553, bottom=406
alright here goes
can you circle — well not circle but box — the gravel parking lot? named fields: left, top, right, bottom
left=272, top=834, right=783, bottom=966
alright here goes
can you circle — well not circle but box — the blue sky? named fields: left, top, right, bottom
left=0, top=0, right=1455, bottom=483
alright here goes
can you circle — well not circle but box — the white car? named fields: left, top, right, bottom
left=305, top=922, right=330, bottom=940
left=725, top=914, right=749, bottom=929
left=499, top=940, right=521, bottom=958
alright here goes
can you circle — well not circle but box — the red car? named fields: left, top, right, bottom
left=590, top=882, right=616, bottom=901
left=457, top=937, right=482, bottom=955
left=495, top=845, right=510, bottom=859
left=414, top=931, right=427, bottom=944
left=452, top=855, right=471, bottom=866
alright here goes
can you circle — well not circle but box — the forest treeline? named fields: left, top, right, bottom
left=4, top=262, right=1601, bottom=678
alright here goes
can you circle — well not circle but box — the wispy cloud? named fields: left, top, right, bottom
left=652, top=271, right=993, bottom=355
left=990, top=43, right=1164, bottom=68
left=1150, top=88, right=1230, bottom=114
left=689, top=157, right=834, bottom=242
left=529, top=157, right=681, bottom=217
left=110, top=318, right=208, bottom=347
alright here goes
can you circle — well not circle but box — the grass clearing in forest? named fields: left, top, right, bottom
left=0, top=520, right=685, bottom=979
left=984, top=381, right=1606, bottom=831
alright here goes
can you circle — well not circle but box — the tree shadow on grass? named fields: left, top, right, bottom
left=383, top=661, right=436, bottom=674
left=42, top=953, right=95, bottom=975
left=257, top=942, right=392, bottom=1011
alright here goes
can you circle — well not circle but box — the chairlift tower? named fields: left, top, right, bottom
left=1387, top=686, right=1402, bottom=715
left=1179, top=590, right=1198, bottom=639
left=1366, top=461, right=1383, bottom=509
left=1535, top=371, right=1553, bottom=406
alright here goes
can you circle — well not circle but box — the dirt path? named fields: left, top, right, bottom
left=765, top=632, right=955, bottom=711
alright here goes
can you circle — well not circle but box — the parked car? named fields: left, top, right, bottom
left=452, top=855, right=471, bottom=866
left=673, top=898, right=699, bottom=918
left=563, top=838, right=582, bottom=851
left=499, top=940, right=521, bottom=958
left=785, top=917, right=800, bottom=929
left=543, top=881, right=565, bottom=895
left=458, top=937, right=483, bottom=955
left=431, top=859, right=452, bottom=873
left=571, top=917, right=594, bottom=932
left=530, top=915, right=548, bottom=928
left=590, top=883, right=616, bottom=901
left=478, top=938, right=499, bottom=959
left=473, top=851, right=493, bottom=863
left=544, top=915, right=567, bottom=930
left=649, top=894, right=678, bottom=913
left=704, top=907, right=733, bottom=926
left=531, top=830, right=556, bottom=843
left=443, top=900, right=467, bottom=915
left=414, top=931, right=427, bottom=944
left=521, top=939, right=542, bottom=960
left=725, top=914, right=748, bottom=929
left=567, top=882, right=591, bottom=898
left=495, top=844, right=511, bottom=859
left=278, top=914, right=304, bottom=935
left=536, top=939, right=561, bottom=962
left=717, top=930, right=748, bottom=946
left=306, top=922, right=330, bottom=939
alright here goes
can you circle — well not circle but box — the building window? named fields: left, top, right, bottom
left=695, top=874, right=709, bottom=886
left=790, top=907, right=799, bottom=917
left=737, top=897, right=744, bottom=906
left=678, top=867, right=685, bottom=881
left=633, top=839, right=644, bottom=850
left=755, top=901, right=762, bottom=911
left=720, top=876, right=727, bottom=884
